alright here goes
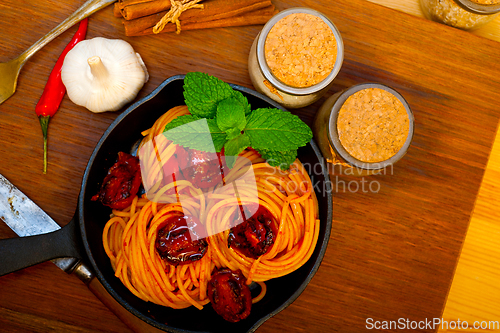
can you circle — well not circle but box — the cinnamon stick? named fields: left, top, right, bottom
left=119, top=0, right=268, bottom=21
left=120, top=0, right=172, bottom=20
left=123, top=11, right=167, bottom=35
left=176, top=0, right=271, bottom=22
left=127, top=6, right=277, bottom=36
left=123, top=0, right=272, bottom=36
left=114, top=3, right=123, bottom=17
left=118, top=0, right=156, bottom=9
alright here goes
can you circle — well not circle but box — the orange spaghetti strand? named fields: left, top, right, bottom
left=252, top=282, right=267, bottom=304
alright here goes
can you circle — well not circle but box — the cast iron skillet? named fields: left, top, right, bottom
left=2, top=75, right=333, bottom=332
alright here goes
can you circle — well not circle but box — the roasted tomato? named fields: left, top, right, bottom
left=207, top=268, right=252, bottom=323
left=177, top=146, right=224, bottom=189
left=91, top=152, right=142, bottom=210
left=155, top=213, right=208, bottom=266
left=228, top=205, right=276, bottom=259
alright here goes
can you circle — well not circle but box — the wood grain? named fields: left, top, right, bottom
left=1, top=0, right=499, bottom=332
left=366, top=1, right=500, bottom=331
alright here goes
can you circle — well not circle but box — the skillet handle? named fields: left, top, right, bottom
left=0, top=219, right=83, bottom=276
left=72, top=263, right=163, bottom=333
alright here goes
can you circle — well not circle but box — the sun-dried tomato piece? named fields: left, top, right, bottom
left=228, top=205, right=276, bottom=259
left=177, top=146, right=225, bottom=189
left=155, top=213, right=208, bottom=266
left=207, top=268, right=252, bottom=323
left=91, top=152, right=142, bottom=210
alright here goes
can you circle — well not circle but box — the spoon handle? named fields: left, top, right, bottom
left=16, top=0, right=116, bottom=66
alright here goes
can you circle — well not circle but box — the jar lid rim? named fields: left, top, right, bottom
left=256, top=7, right=344, bottom=95
left=453, top=0, right=500, bottom=14
left=327, top=83, right=415, bottom=170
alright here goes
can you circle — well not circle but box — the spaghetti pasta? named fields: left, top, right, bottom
left=102, top=105, right=320, bottom=316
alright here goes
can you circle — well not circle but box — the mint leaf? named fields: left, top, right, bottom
left=232, top=90, right=252, bottom=116
left=224, top=133, right=251, bottom=168
left=183, top=72, right=235, bottom=118
left=257, top=148, right=297, bottom=170
left=224, top=133, right=250, bottom=156
left=245, top=108, right=312, bottom=151
left=225, top=127, right=242, bottom=140
left=163, top=116, right=227, bottom=152
left=206, top=119, right=228, bottom=152
left=217, top=96, right=247, bottom=134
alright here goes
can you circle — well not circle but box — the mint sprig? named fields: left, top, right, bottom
left=163, top=72, right=312, bottom=169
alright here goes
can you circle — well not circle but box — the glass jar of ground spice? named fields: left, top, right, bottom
left=248, top=7, right=344, bottom=109
left=419, top=0, right=500, bottom=30
left=313, top=83, right=414, bottom=176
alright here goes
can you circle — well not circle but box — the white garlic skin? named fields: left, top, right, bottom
left=61, top=37, right=149, bottom=113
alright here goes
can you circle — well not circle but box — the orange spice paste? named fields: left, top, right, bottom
left=337, top=88, right=410, bottom=163
left=264, top=13, right=337, bottom=88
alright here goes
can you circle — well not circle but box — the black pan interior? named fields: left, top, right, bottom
left=79, top=75, right=333, bottom=333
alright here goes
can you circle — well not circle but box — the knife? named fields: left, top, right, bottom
left=0, top=173, right=80, bottom=273
left=0, top=173, right=161, bottom=333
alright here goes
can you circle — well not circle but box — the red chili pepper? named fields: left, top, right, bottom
left=35, top=18, right=88, bottom=174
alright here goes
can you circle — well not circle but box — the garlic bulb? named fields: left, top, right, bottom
left=61, top=37, right=149, bottom=113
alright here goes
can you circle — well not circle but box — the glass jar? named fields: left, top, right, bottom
left=313, top=83, right=415, bottom=177
left=419, top=0, right=500, bottom=30
left=248, top=7, right=344, bottom=109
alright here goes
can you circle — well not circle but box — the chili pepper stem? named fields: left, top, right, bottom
left=39, top=115, right=50, bottom=174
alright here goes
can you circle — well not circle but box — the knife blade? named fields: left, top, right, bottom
left=0, top=173, right=78, bottom=272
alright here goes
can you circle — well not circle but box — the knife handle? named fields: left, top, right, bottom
left=72, top=262, right=163, bottom=333
left=0, top=219, right=83, bottom=276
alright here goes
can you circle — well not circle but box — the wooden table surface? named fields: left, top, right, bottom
left=1, top=0, right=500, bottom=332
left=366, top=1, right=500, bottom=331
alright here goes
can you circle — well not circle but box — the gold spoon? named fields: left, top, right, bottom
left=0, top=0, right=117, bottom=105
